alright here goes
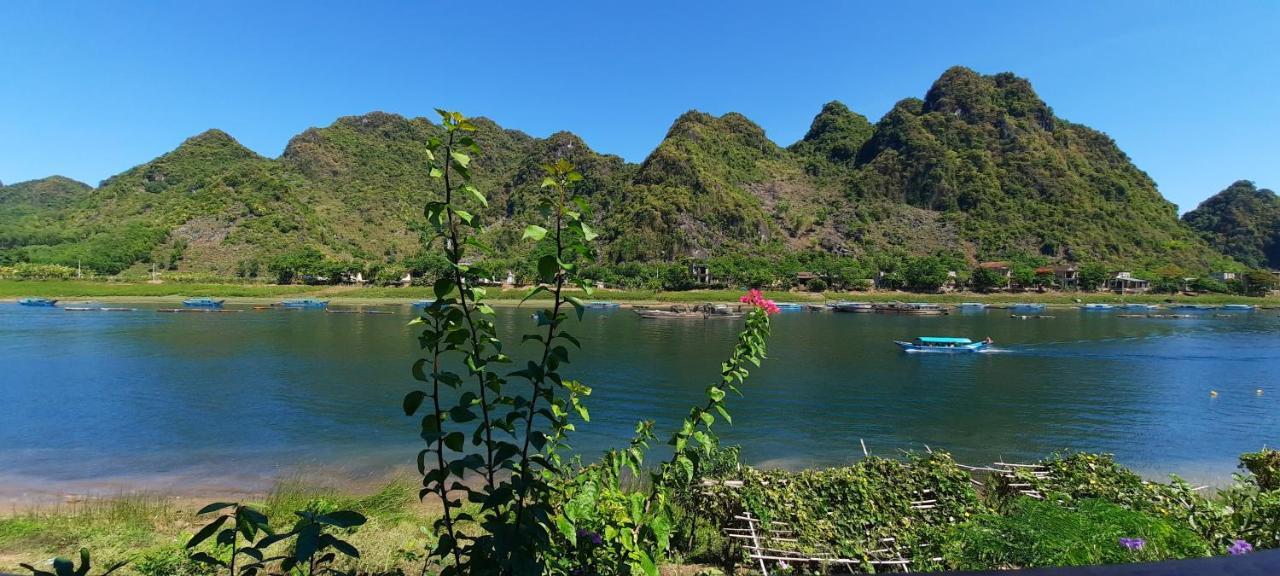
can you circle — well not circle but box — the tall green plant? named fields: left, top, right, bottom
left=404, top=110, right=776, bottom=576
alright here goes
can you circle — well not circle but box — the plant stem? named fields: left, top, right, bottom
left=424, top=311, right=462, bottom=575
left=441, top=130, right=497, bottom=488
left=512, top=181, right=568, bottom=529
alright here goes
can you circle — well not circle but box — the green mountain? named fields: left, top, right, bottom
left=849, top=67, right=1222, bottom=269
left=1183, top=180, right=1280, bottom=269
left=0, top=67, right=1245, bottom=278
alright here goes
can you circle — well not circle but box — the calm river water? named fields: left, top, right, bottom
left=1, top=302, right=1277, bottom=499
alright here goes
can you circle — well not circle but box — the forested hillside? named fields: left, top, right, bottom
left=1183, top=180, right=1280, bottom=269
left=0, top=67, right=1246, bottom=284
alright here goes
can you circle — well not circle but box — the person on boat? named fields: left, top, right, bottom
left=983, top=336, right=993, bottom=345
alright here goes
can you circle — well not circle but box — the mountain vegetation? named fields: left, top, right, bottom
left=0, top=67, right=1251, bottom=282
left=1183, top=180, right=1280, bottom=270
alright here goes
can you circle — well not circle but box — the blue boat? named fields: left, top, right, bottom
left=17, top=298, right=57, bottom=307
left=773, top=302, right=805, bottom=312
left=586, top=301, right=621, bottom=310
left=895, top=336, right=993, bottom=353
left=956, top=302, right=987, bottom=310
left=411, top=299, right=436, bottom=307
left=1010, top=303, right=1046, bottom=312
left=1121, top=304, right=1160, bottom=311
left=182, top=297, right=225, bottom=308
left=278, top=298, right=329, bottom=309
left=1080, top=303, right=1115, bottom=311
left=1221, top=304, right=1256, bottom=311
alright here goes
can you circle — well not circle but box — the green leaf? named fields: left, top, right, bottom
left=522, top=225, right=548, bottom=241
left=461, top=184, right=487, bottom=207
left=449, top=151, right=470, bottom=168
left=537, top=254, right=559, bottom=282
left=403, top=391, right=426, bottom=415
left=317, top=510, right=366, bottom=528
left=186, top=515, right=228, bottom=548
left=196, top=502, right=236, bottom=515
left=444, top=432, right=465, bottom=452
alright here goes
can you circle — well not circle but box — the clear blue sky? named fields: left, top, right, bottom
left=2, top=1, right=1277, bottom=212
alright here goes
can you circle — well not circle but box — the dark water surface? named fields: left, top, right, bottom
left=1, top=303, right=1277, bottom=498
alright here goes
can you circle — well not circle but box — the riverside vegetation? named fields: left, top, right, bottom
left=4, top=111, right=1277, bottom=576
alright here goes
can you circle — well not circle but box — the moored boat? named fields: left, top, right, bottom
left=1169, top=304, right=1218, bottom=311
left=894, top=336, right=993, bottom=353
left=873, top=302, right=948, bottom=315
left=1120, top=303, right=1160, bottom=311
left=1080, top=303, right=1115, bottom=311
left=277, top=298, right=330, bottom=309
left=634, top=304, right=743, bottom=319
left=956, top=302, right=987, bottom=310
left=411, top=299, right=436, bottom=307
left=586, top=301, right=621, bottom=310
left=1010, top=303, right=1046, bottom=312
left=182, top=297, right=225, bottom=308
left=17, top=298, right=57, bottom=307
left=1221, top=304, right=1256, bottom=311
left=773, top=302, right=805, bottom=312
left=830, top=301, right=874, bottom=313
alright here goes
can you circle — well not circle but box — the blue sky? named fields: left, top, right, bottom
left=1, top=0, right=1276, bottom=212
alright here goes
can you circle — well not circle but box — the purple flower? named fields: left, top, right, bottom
left=1228, top=539, right=1253, bottom=555
left=575, top=528, right=603, bottom=547
left=1119, top=537, right=1146, bottom=551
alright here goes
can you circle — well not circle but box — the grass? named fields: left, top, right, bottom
left=0, top=481, right=435, bottom=576
left=2, top=280, right=1277, bottom=307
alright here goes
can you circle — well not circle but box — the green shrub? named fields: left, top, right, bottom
left=1240, top=448, right=1280, bottom=491
left=941, top=498, right=1212, bottom=569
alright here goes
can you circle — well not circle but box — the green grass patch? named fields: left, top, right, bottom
left=941, top=497, right=1212, bottom=569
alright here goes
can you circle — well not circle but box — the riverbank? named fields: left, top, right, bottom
left=1, top=451, right=1274, bottom=575
left=2, top=280, right=1277, bottom=307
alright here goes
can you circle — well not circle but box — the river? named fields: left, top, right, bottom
left=1, top=302, right=1276, bottom=501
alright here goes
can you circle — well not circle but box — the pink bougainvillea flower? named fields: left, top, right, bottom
left=739, top=289, right=780, bottom=315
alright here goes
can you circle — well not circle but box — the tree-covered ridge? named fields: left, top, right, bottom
left=0, top=67, right=1248, bottom=278
left=850, top=66, right=1223, bottom=269
left=1183, top=180, right=1280, bottom=269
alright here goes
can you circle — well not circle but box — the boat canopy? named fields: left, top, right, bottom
left=916, top=337, right=973, bottom=344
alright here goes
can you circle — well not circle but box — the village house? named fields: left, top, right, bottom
left=1036, top=265, right=1080, bottom=290
left=978, top=261, right=1013, bottom=289
left=1211, top=271, right=1238, bottom=283
left=688, top=262, right=713, bottom=286
left=1108, top=271, right=1150, bottom=293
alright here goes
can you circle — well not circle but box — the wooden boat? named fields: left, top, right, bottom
left=1009, top=303, right=1046, bottom=312
left=1120, top=304, right=1160, bottom=311
left=830, top=301, right=874, bottom=313
left=17, top=298, right=57, bottom=307
left=895, top=336, right=992, bottom=353
left=634, top=304, right=743, bottom=319
left=586, top=301, right=621, bottom=310
left=1080, top=303, right=1115, bottom=311
left=1169, top=304, right=1217, bottom=311
left=277, top=298, right=329, bottom=309
left=873, top=302, right=948, bottom=315
left=183, top=297, right=225, bottom=307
